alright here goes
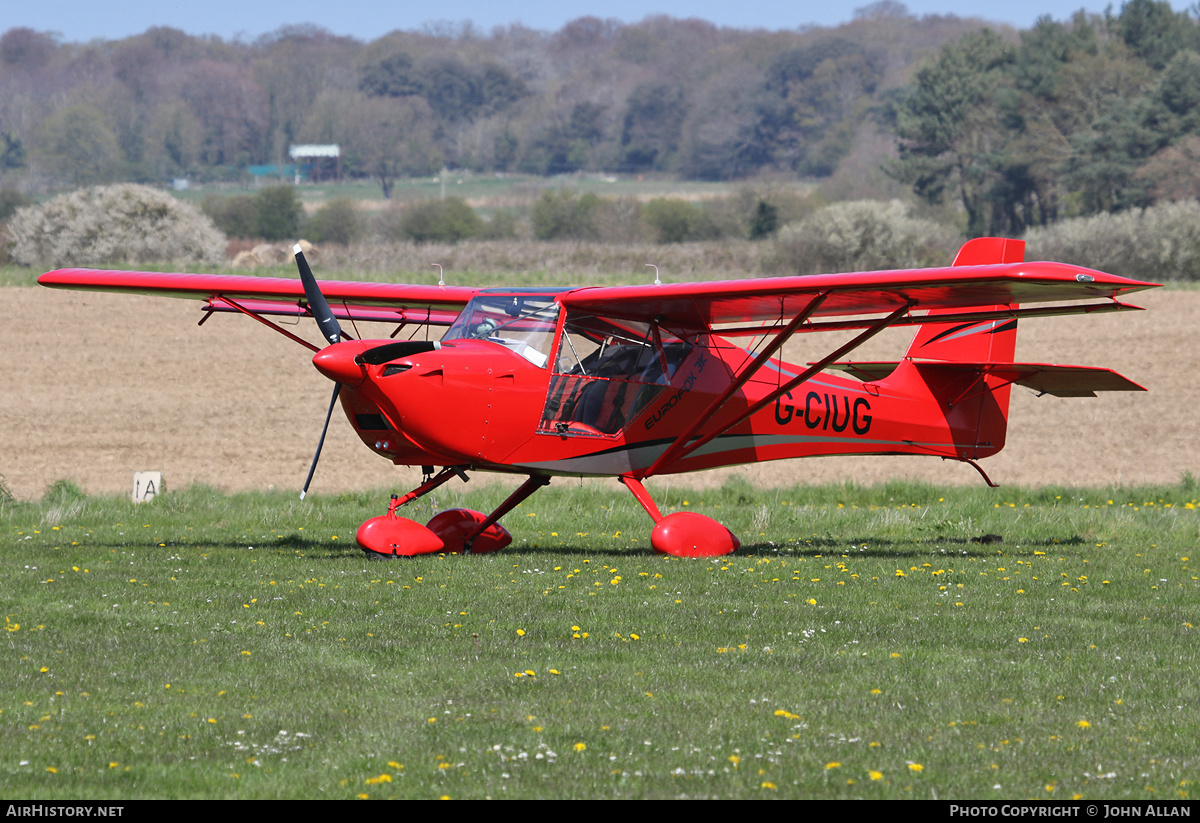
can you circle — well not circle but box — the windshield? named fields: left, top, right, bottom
left=443, top=294, right=560, bottom=368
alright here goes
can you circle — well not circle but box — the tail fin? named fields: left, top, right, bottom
left=904, top=237, right=1022, bottom=364
left=901, top=238, right=1024, bottom=459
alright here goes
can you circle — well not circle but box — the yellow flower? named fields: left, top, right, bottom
left=869, top=770, right=883, bottom=781
left=1077, top=720, right=1091, bottom=728
left=825, top=761, right=841, bottom=770
left=516, top=629, right=525, bottom=637
left=761, top=781, right=777, bottom=790
left=574, top=742, right=586, bottom=751
left=908, top=763, right=924, bottom=773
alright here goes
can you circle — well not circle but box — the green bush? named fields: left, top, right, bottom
left=0, top=187, right=32, bottom=222
left=770, top=199, right=959, bottom=275
left=531, top=189, right=601, bottom=240
left=478, top=209, right=520, bottom=240
left=749, top=200, right=779, bottom=239
left=1024, top=200, right=1200, bottom=281
left=8, top=184, right=225, bottom=267
left=254, top=185, right=303, bottom=241
left=641, top=198, right=718, bottom=243
left=199, top=194, right=257, bottom=238
left=398, top=197, right=482, bottom=243
left=306, top=198, right=362, bottom=246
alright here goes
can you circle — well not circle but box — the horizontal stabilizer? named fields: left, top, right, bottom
left=822, top=361, right=1146, bottom=396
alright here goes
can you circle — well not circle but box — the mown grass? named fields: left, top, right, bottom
left=2, top=479, right=1197, bottom=799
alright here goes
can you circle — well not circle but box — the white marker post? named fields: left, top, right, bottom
left=133, top=471, right=162, bottom=503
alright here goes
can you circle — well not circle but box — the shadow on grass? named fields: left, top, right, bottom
left=82, top=531, right=1090, bottom=561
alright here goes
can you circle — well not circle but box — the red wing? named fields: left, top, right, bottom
left=559, top=262, right=1158, bottom=328
left=38, top=269, right=479, bottom=321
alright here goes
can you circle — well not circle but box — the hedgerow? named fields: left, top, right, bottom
left=770, top=199, right=959, bottom=275
left=1023, top=200, right=1200, bottom=281
left=9, top=184, right=225, bottom=267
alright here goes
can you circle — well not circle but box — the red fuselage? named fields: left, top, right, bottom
left=317, top=328, right=1009, bottom=481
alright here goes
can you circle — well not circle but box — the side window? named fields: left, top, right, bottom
left=540, top=315, right=692, bottom=436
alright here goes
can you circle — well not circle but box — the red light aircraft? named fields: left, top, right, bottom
left=39, top=237, right=1156, bottom=558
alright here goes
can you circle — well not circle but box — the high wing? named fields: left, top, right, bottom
left=558, top=261, right=1157, bottom=330
left=561, top=249, right=1159, bottom=481
left=37, top=268, right=479, bottom=327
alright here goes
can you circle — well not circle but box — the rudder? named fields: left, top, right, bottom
left=901, top=238, right=1025, bottom=459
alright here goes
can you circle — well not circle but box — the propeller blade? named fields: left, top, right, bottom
left=295, top=244, right=344, bottom=346
left=356, top=340, right=441, bottom=366
left=300, top=382, right=341, bottom=500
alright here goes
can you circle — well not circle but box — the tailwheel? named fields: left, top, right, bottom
left=427, top=509, right=513, bottom=554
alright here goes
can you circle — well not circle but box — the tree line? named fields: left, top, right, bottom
left=0, top=5, right=985, bottom=195
left=886, top=0, right=1200, bottom=235
left=2, top=1, right=1198, bottom=241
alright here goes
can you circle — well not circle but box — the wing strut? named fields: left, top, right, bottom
left=642, top=300, right=913, bottom=478
left=213, top=295, right=323, bottom=352
left=640, top=293, right=828, bottom=478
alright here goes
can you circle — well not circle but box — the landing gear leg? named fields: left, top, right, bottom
left=620, top=475, right=739, bottom=558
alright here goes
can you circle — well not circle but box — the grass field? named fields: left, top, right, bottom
left=2, top=479, right=1197, bottom=800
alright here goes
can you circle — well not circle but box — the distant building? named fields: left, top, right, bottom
left=288, top=144, right=341, bottom=183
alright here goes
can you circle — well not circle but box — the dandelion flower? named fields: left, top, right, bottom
left=1077, top=720, right=1091, bottom=728
left=908, top=763, right=924, bottom=773
left=574, top=742, right=586, bottom=752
